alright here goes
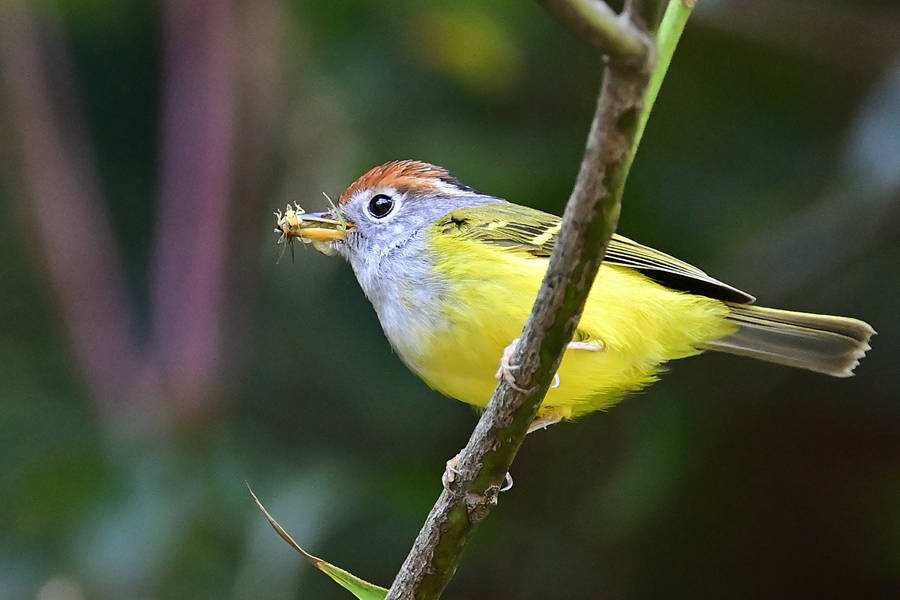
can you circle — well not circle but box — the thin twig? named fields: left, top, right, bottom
left=539, top=0, right=650, bottom=67
left=384, top=1, right=669, bottom=599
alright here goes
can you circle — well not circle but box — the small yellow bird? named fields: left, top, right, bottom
left=278, top=160, right=874, bottom=431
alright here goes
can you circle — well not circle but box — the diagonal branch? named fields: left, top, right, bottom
left=385, top=1, right=675, bottom=599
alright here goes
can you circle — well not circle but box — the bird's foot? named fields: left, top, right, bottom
left=496, top=338, right=601, bottom=392
left=551, top=373, right=561, bottom=389
left=494, top=338, right=536, bottom=393
left=495, top=338, right=565, bottom=391
left=441, top=451, right=513, bottom=492
left=527, top=413, right=563, bottom=434
left=442, top=452, right=462, bottom=488
left=567, top=340, right=605, bottom=352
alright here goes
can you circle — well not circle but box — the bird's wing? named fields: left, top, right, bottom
left=438, top=202, right=755, bottom=304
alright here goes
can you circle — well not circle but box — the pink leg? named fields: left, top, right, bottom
left=495, top=338, right=603, bottom=393
left=494, top=337, right=534, bottom=393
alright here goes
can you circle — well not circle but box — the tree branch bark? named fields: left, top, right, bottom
left=385, top=1, right=671, bottom=599
left=539, top=0, right=650, bottom=67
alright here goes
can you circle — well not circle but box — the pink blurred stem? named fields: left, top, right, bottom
left=0, top=4, right=145, bottom=422
left=151, top=1, right=237, bottom=419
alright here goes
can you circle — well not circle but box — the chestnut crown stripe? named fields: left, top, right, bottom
left=338, top=160, right=478, bottom=205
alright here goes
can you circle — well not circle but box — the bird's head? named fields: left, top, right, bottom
left=277, top=160, right=497, bottom=263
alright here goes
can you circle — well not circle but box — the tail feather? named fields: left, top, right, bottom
left=703, top=304, right=875, bottom=377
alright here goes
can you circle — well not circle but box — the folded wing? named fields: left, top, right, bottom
left=439, top=202, right=755, bottom=304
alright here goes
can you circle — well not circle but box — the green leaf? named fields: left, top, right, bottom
left=248, top=485, right=388, bottom=600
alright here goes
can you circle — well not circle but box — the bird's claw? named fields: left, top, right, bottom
left=442, top=452, right=514, bottom=493
left=495, top=338, right=536, bottom=393
left=442, top=453, right=461, bottom=489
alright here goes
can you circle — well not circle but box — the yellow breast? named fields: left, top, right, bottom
left=407, top=232, right=736, bottom=419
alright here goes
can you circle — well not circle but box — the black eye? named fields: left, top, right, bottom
left=368, top=194, right=394, bottom=218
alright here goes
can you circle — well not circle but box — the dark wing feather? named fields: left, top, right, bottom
left=439, top=203, right=755, bottom=304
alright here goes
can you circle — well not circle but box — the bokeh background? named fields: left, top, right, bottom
left=2, top=1, right=899, bottom=598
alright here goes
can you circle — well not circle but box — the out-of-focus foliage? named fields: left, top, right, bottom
left=0, top=1, right=898, bottom=599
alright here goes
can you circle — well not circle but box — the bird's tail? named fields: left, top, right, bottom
left=703, top=304, right=875, bottom=377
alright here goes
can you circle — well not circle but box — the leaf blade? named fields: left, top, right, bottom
left=248, top=484, right=388, bottom=600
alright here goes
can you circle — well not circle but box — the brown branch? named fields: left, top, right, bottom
left=385, top=1, right=667, bottom=599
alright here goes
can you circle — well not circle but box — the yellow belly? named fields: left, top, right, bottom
left=411, top=236, right=736, bottom=419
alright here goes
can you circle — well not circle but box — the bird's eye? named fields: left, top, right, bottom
left=367, top=194, right=395, bottom=218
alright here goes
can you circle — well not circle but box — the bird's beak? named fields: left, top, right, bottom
left=275, top=207, right=354, bottom=243
left=295, top=211, right=354, bottom=242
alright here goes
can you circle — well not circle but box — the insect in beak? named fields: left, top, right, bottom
left=274, top=204, right=354, bottom=262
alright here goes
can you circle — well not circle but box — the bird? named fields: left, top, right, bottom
left=277, top=160, right=874, bottom=433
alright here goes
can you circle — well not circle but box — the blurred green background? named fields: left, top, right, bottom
left=1, top=1, right=898, bottom=598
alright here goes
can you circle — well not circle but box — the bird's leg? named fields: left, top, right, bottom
left=449, top=339, right=585, bottom=492
left=441, top=414, right=563, bottom=491
left=495, top=338, right=604, bottom=392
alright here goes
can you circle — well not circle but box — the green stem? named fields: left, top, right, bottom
left=630, top=0, right=696, bottom=164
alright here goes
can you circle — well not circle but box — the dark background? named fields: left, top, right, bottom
left=1, top=1, right=898, bottom=598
